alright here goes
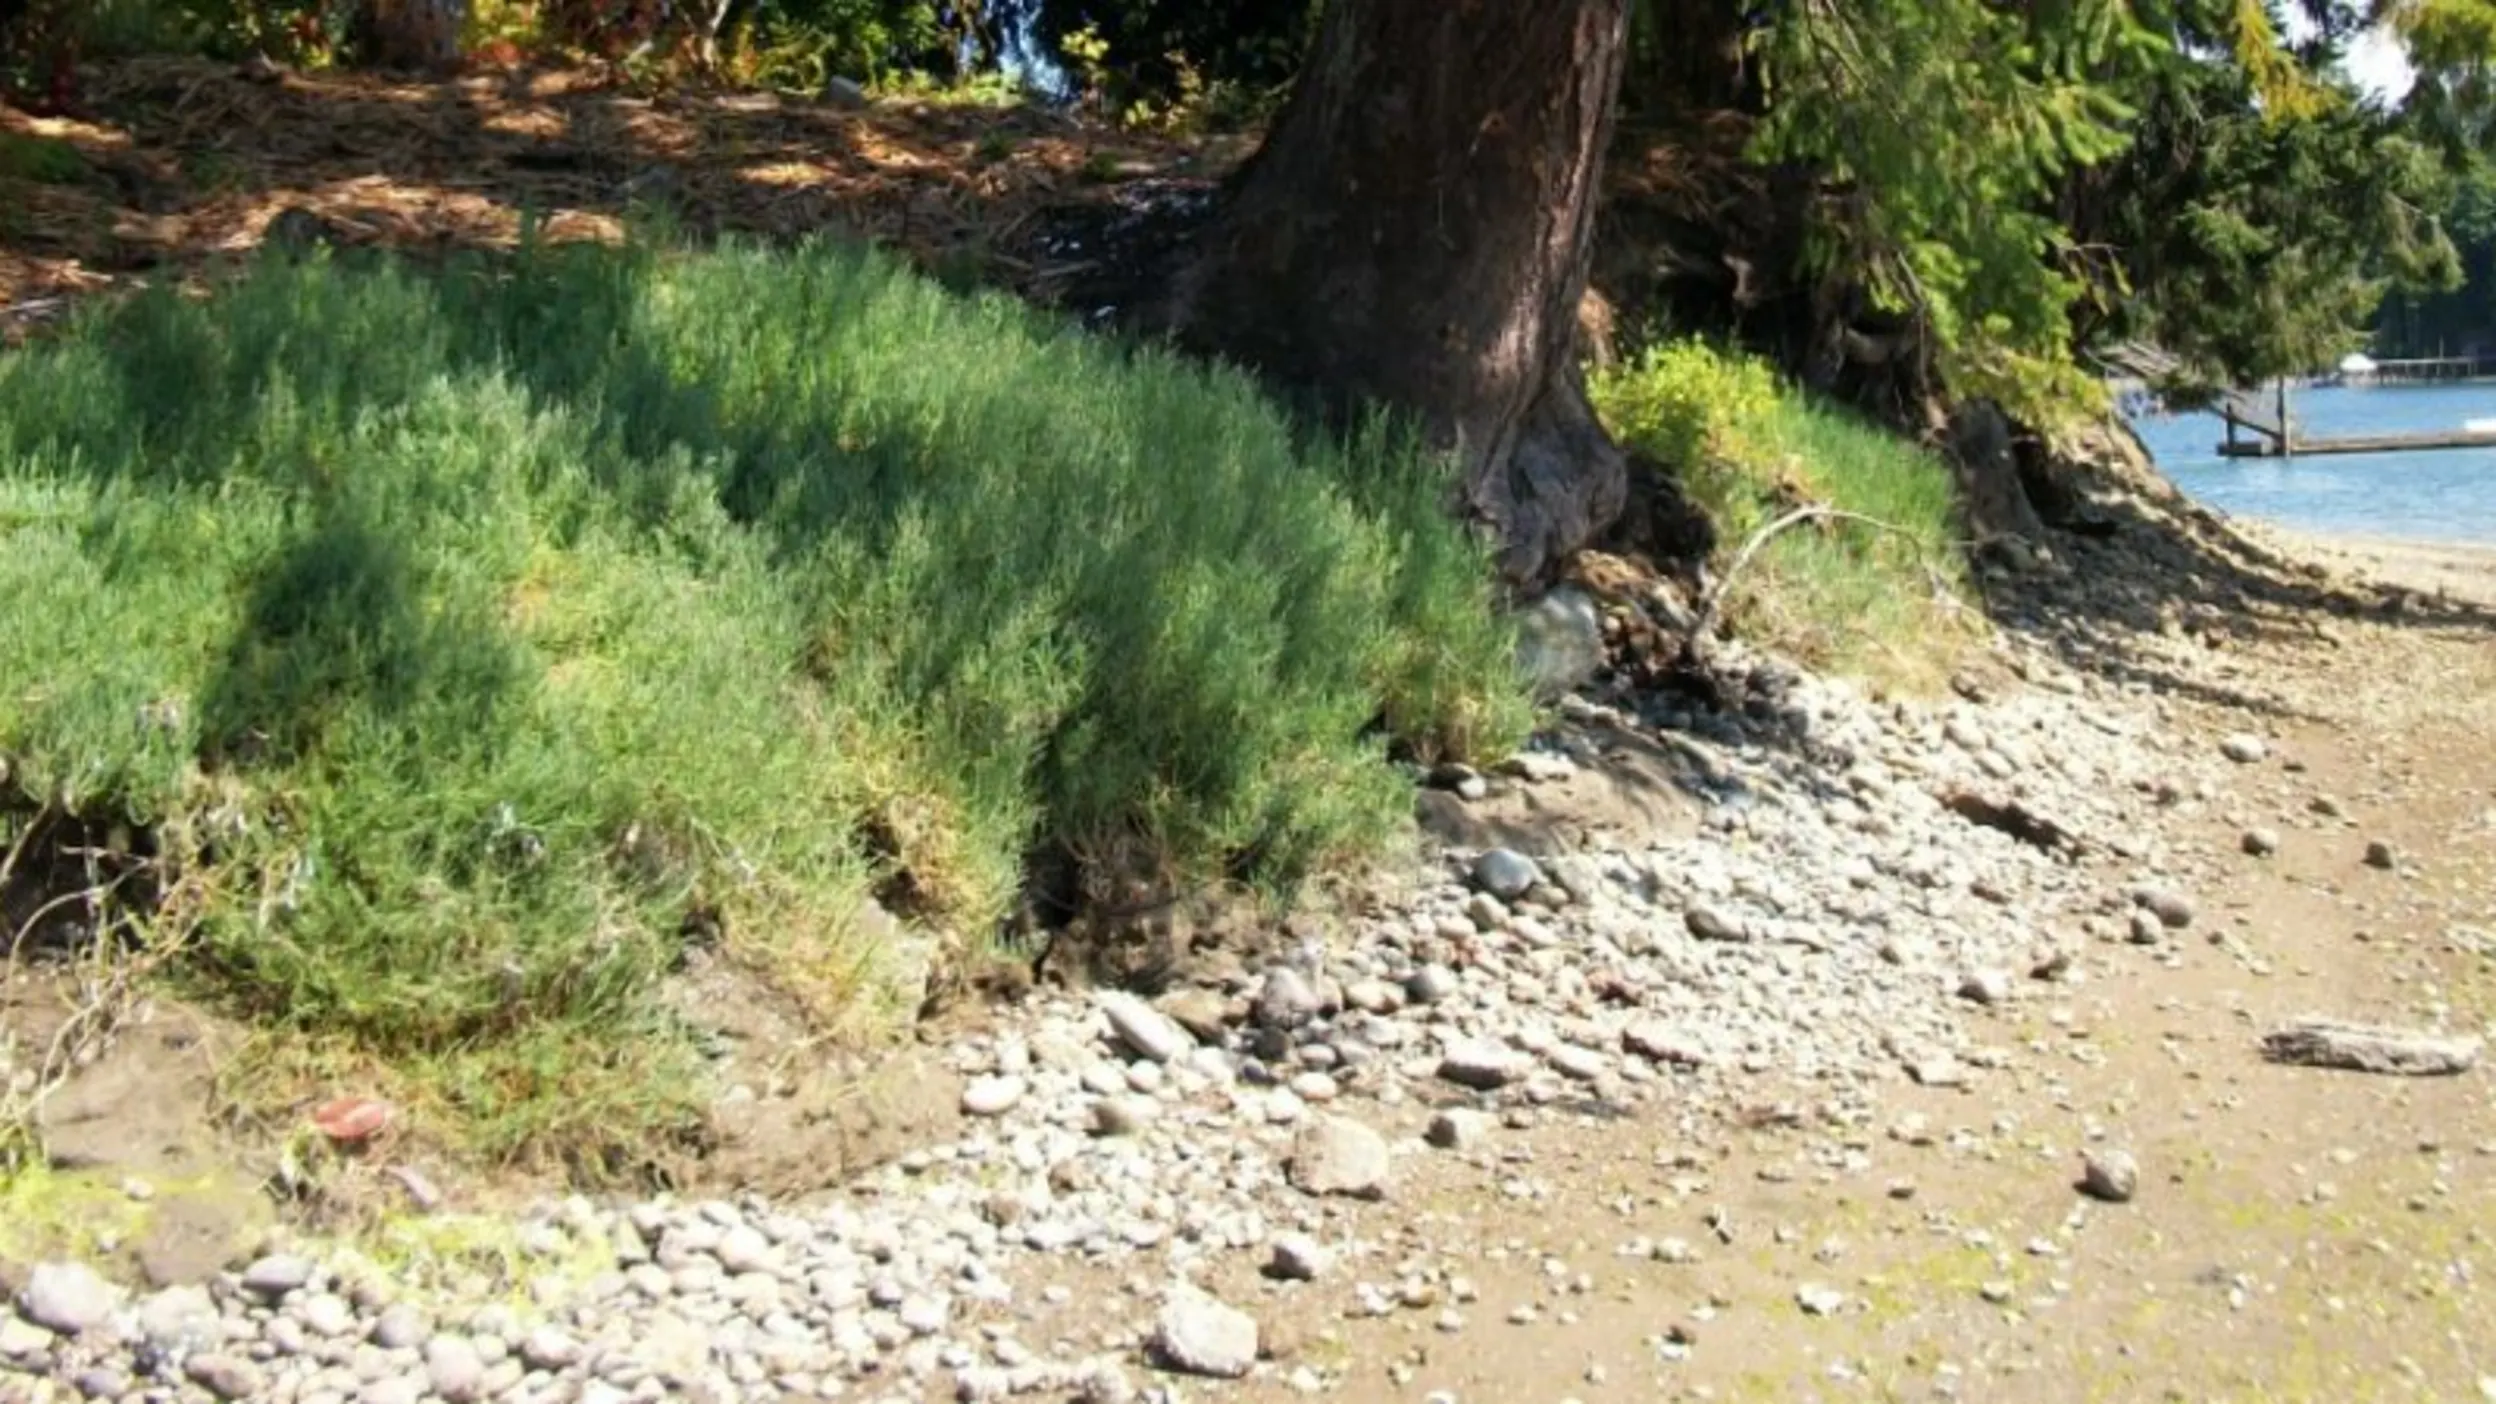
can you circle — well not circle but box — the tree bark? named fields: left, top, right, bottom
left=352, top=0, right=465, bottom=72
left=1150, top=0, right=1635, bottom=587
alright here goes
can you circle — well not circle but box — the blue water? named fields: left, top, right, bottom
left=2125, top=383, right=2496, bottom=546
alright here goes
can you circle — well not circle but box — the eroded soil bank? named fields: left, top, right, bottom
left=4, top=447, right=2494, bottom=1404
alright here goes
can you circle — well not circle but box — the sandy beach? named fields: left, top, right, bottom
left=2240, top=521, right=2496, bottom=607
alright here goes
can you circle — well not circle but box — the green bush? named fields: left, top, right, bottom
left=1591, top=338, right=1973, bottom=685
left=0, top=233, right=1529, bottom=1166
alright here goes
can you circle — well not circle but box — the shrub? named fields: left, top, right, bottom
left=0, top=233, right=1530, bottom=1167
left=1591, top=338, right=1974, bottom=685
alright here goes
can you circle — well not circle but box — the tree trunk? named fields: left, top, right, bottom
left=1151, top=0, right=1634, bottom=587
left=352, top=0, right=465, bottom=72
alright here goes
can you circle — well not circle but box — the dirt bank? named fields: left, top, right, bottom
left=7, top=482, right=2495, bottom=1404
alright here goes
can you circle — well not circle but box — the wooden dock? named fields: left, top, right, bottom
left=2217, top=428, right=2496, bottom=459
left=2213, top=381, right=2496, bottom=459
left=2096, top=341, right=2496, bottom=460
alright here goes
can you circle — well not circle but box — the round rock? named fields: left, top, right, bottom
left=1100, top=994, right=1192, bottom=1064
left=18, top=1262, right=117, bottom=1336
left=1405, top=964, right=1460, bottom=1004
left=1092, top=1095, right=1158, bottom=1137
left=1255, top=968, right=1325, bottom=1031
left=1437, top=1038, right=1531, bottom=1090
left=961, top=1075, right=1027, bottom=1117
left=239, top=1253, right=316, bottom=1299
left=182, top=1353, right=263, bottom=1400
left=1426, top=1109, right=1493, bottom=1151
left=1471, top=848, right=1543, bottom=900
left=1287, top=1116, right=1391, bottom=1199
left=1152, top=1294, right=1259, bottom=1379
left=425, top=1334, right=488, bottom=1403
left=1265, top=1234, right=1333, bottom=1282
left=2081, top=1148, right=2140, bottom=1204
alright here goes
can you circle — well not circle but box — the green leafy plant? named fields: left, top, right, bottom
left=1592, top=338, right=1972, bottom=686
left=0, top=231, right=1529, bottom=1169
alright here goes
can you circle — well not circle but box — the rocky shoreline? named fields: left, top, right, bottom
left=5, top=508, right=2492, bottom=1404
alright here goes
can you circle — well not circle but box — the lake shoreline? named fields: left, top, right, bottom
left=2128, top=382, right=2496, bottom=553
left=2237, top=520, right=2496, bottom=607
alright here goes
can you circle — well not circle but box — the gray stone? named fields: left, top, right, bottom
left=135, top=1284, right=222, bottom=1353
left=899, top=1294, right=950, bottom=1335
left=1101, top=994, right=1193, bottom=1064
left=1405, top=964, right=1460, bottom=1004
left=2081, top=1148, right=2139, bottom=1203
left=1622, top=1021, right=1708, bottom=1066
left=1255, top=968, right=1325, bottom=1031
left=1684, top=903, right=1749, bottom=943
left=1548, top=1045, right=1608, bottom=1081
left=1092, top=1096, right=1158, bottom=1137
left=298, top=1291, right=357, bottom=1337
left=1501, top=749, right=1578, bottom=783
left=1158, top=989, right=1230, bottom=1045
left=241, top=1253, right=316, bottom=1298
left=1076, top=1360, right=1139, bottom=1404
left=1152, top=1294, right=1259, bottom=1379
left=1908, top=1055, right=1967, bottom=1088
left=520, top=1326, right=580, bottom=1371
left=370, top=1304, right=429, bottom=1351
left=822, top=75, right=870, bottom=109
left=2136, top=887, right=2195, bottom=930
left=1265, top=1234, right=1333, bottom=1282
left=960, top=1075, right=1027, bottom=1117
left=19, top=1262, right=117, bottom=1335
left=184, top=1353, right=264, bottom=1400
left=1345, top=979, right=1403, bottom=1015
left=70, top=1367, right=128, bottom=1399
left=1426, top=1109, right=1493, bottom=1151
left=1514, top=586, right=1604, bottom=697
left=1471, top=848, right=1543, bottom=900
left=1287, top=1116, right=1391, bottom=1199
left=714, top=1223, right=778, bottom=1275
left=425, top=1334, right=488, bottom=1402
left=2220, top=733, right=2268, bottom=764
left=1437, top=1038, right=1531, bottom=1090
left=1795, top=1284, right=1846, bottom=1317
left=0, top=1316, right=52, bottom=1358
left=1957, top=968, right=2014, bottom=1006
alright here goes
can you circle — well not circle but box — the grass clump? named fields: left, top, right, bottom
left=0, top=233, right=1529, bottom=1170
left=0, top=130, right=88, bottom=185
left=1590, top=337, right=1974, bottom=686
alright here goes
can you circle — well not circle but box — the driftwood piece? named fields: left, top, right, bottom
left=1940, top=789, right=2088, bottom=857
left=2260, top=1017, right=2482, bottom=1077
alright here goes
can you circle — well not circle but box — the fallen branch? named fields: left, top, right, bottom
left=1683, top=501, right=1973, bottom=670
left=2260, top=1017, right=2481, bottom=1077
